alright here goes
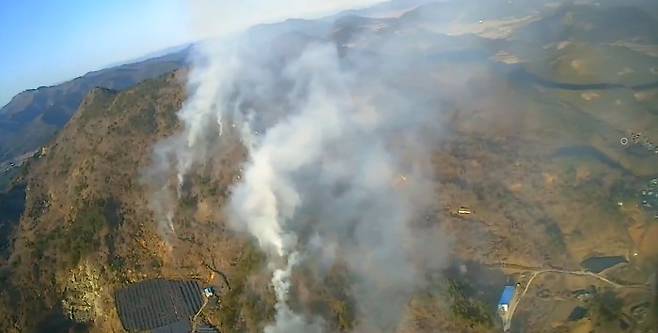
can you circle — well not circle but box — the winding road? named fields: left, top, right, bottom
left=488, top=263, right=650, bottom=331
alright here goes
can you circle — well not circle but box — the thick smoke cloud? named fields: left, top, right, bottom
left=146, top=1, right=452, bottom=332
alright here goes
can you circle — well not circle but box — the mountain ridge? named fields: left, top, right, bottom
left=0, top=48, right=190, bottom=164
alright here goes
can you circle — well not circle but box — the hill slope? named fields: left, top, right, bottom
left=0, top=69, right=281, bottom=333
left=0, top=49, right=189, bottom=164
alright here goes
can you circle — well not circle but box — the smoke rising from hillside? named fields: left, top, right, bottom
left=146, top=2, right=451, bottom=332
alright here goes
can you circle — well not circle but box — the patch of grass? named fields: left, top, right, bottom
left=10, top=255, right=20, bottom=268
left=446, top=279, right=495, bottom=328
left=322, top=268, right=356, bottom=331
left=78, top=88, right=117, bottom=124
left=592, top=290, right=623, bottom=322
left=129, top=104, right=158, bottom=134
left=542, top=219, right=567, bottom=251
left=196, top=174, right=220, bottom=198
left=109, top=256, right=125, bottom=273
left=217, top=243, right=272, bottom=331
left=59, top=154, right=73, bottom=176
left=33, top=200, right=113, bottom=266
left=68, top=203, right=108, bottom=264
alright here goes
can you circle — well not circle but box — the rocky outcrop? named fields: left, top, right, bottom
left=61, top=262, right=103, bottom=323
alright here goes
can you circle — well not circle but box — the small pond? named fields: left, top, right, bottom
left=580, top=256, right=627, bottom=273
left=567, top=306, right=588, bottom=321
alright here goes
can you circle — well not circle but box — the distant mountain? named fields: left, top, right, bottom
left=0, top=48, right=190, bottom=163
left=513, top=4, right=658, bottom=44
left=103, top=42, right=193, bottom=68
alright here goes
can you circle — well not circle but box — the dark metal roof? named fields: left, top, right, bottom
left=152, top=320, right=191, bottom=333
left=195, top=325, right=220, bottom=333
left=115, top=279, right=204, bottom=332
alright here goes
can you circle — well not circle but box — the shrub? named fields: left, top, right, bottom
left=447, top=279, right=494, bottom=327
left=65, top=202, right=108, bottom=265
left=593, top=290, right=622, bottom=322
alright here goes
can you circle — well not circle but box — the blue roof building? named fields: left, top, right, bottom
left=497, top=285, right=516, bottom=312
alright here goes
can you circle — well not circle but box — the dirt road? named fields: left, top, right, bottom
left=489, top=263, right=650, bottom=331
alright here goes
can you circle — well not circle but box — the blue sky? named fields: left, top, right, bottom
left=0, top=0, right=195, bottom=106
left=0, top=0, right=384, bottom=107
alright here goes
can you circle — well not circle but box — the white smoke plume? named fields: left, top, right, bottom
left=146, top=1, right=452, bottom=331
left=264, top=251, right=325, bottom=333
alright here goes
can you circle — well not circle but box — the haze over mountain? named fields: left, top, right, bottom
left=0, top=0, right=412, bottom=165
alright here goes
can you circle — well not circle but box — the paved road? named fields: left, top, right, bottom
left=490, top=263, right=650, bottom=331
